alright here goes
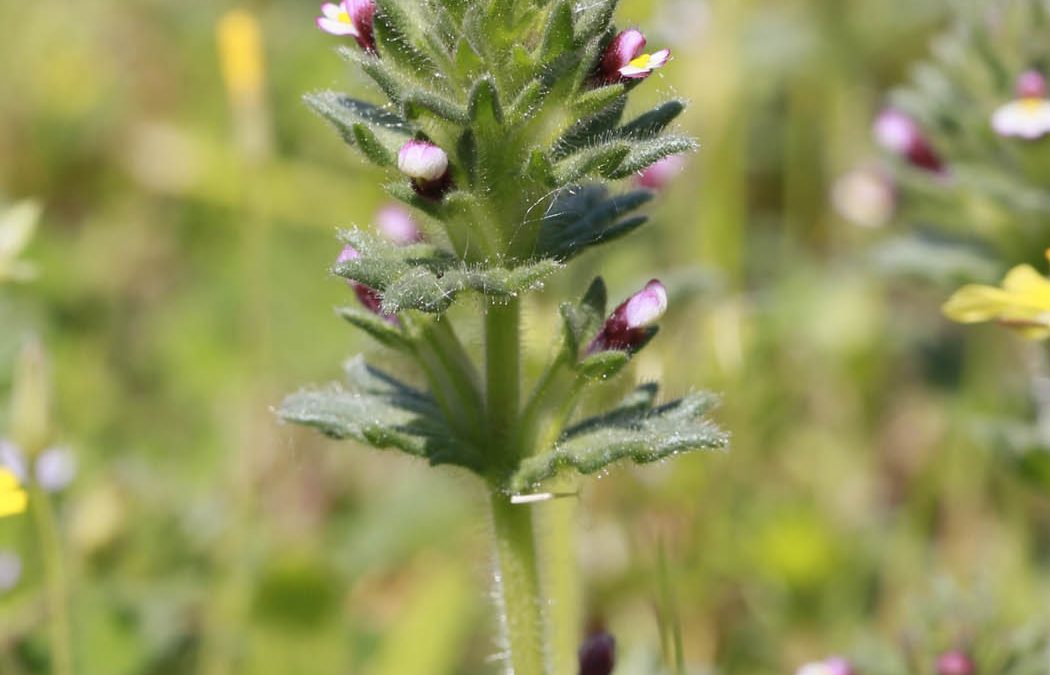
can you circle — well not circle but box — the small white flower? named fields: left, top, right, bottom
left=991, top=69, right=1050, bottom=140
left=992, top=99, right=1050, bottom=139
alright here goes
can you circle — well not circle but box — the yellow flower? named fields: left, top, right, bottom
left=943, top=257, right=1050, bottom=339
left=0, top=468, right=27, bottom=518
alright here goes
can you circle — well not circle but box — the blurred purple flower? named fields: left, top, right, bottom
left=376, top=205, right=423, bottom=245
left=36, top=446, right=77, bottom=493
left=0, top=440, right=28, bottom=484
left=874, top=108, right=944, bottom=173
left=937, top=650, right=975, bottom=675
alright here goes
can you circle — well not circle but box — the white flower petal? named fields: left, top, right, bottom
left=317, top=16, right=359, bottom=36
left=320, top=2, right=344, bottom=19
left=992, top=100, right=1050, bottom=139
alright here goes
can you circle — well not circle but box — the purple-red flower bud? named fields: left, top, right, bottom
left=398, top=140, right=452, bottom=200
left=337, top=245, right=398, bottom=324
left=936, top=651, right=975, bottom=675
left=873, top=108, right=945, bottom=173
left=376, top=205, right=423, bottom=245
left=577, top=632, right=615, bottom=675
left=317, top=0, right=376, bottom=52
left=586, top=279, right=668, bottom=355
left=597, top=29, right=671, bottom=83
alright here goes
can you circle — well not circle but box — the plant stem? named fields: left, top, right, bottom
left=485, top=297, right=548, bottom=674
left=486, top=298, right=521, bottom=466
left=490, top=493, right=547, bottom=675
left=30, top=486, right=73, bottom=675
left=535, top=475, right=581, bottom=675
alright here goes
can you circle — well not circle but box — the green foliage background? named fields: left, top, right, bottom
left=1, top=0, right=1048, bottom=673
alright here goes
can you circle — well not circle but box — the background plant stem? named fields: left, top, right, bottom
left=30, top=486, right=73, bottom=675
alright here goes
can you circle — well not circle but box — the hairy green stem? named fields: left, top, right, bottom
left=536, top=476, right=581, bottom=674
left=490, top=494, right=547, bottom=675
left=485, top=297, right=548, bottom=674
left=486, top=299, right=522, bottom=466
left=30, top=486, right=74, bottom=675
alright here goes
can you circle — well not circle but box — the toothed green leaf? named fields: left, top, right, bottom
left=337, top=307, right=411, bottom=351
left=619, top=99, right=687, bottom=140
left=468, top=76, right=504, bottom=127
left=607, top=136, right=698, bottom=180
left=536, top=185, right=653, bottom=260
left=573, top=0, right=619, bottom=47
left=279, top=357, right=483, bottom=470
left=304, top=91, right=414, bottom=146
left=541, top=1, right=575, bottom=58
left=552, top=140, right=631, bottom=184
left=506, top=387, right=727, bottom=492
left=352, top=123, right=398, bottom=167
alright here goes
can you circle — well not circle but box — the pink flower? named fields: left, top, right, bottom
left=874, top=108, right=944, bottom=173
left=376, top=205, right=423, bottom=244
left=597, top=29, right=671, bottom=83
left=936, top=651, right=975, bottom=675
left=397, top=140, right=452, bottom=199
left=336, top=245, right=398, bottom=324
left=1017, top=69, right=1047, bottom=98
left=586, top=279, right=668, bottom=354
left=636, top=154, right=687, bottom=190
left=316, top=0, right=376, bottom=52
left=795, top=658, right=854, bottom=675
left=991, top=70, right=1050, bottom=140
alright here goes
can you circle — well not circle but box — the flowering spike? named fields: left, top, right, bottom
left=874, top=108, right=945, bottom=173
left=317, top=0, right=376, bottom=52
left=991, top=69, right=1050, bottom=140
left=586, top=279, right=667, bottom=354
left=337, top=246, right=399, bottom=324
left=577, top=632, right=615, bottom=675
left=398, top=140, right=453, bottom=199
left=376, top=205, right=423, bottom=244
left=936, top=650, right=975, bottom=675
left=597, top=29, right=670, bottom=83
